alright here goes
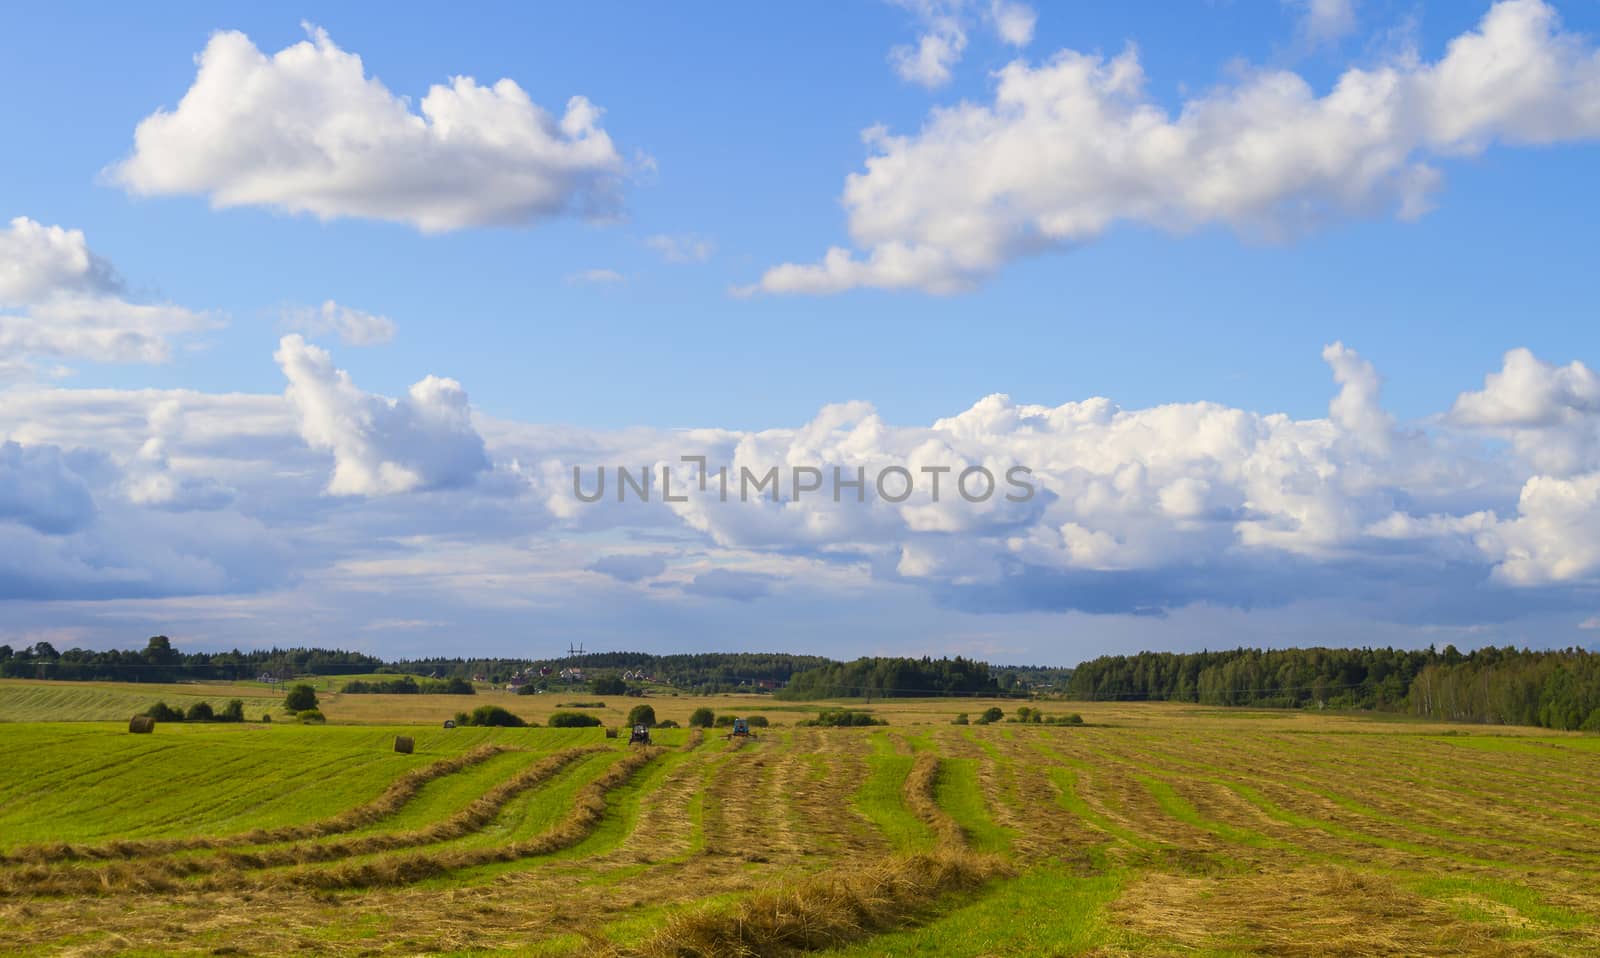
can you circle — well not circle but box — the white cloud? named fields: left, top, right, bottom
left=0, top=217, right=216, bottom=371
left=1290, top=0, right=1358, bottom=46
left=753, top=0, right=1600, bottom=295
left=1581, top=615, right=1600, bottom=630
left=1478, top=472, right=1600, bottom=585
left=645, top=233, right=715, bottom=263
left=274, top=334, right=489, bottom=496
left=887, top=1, right=1036, bottom=88
left=10, top=336, right=1600, bottom=642
left=283, top=300, right=396, bottom=346
left=567, top=268, right=626, bottom=285
left=109, top=25, right=628, bottom=233
left=892, top=9, right=968, bottom=88
left=1452, top=348, right=1600, bottom=476
left=990, top=1, right=1036, bottom=47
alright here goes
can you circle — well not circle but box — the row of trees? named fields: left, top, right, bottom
left=1067, top=646, right=1600, bottom=731
left=340, top=676, right=474, bottom=695
left=777, top=656, right=999, bottom=700
left=0, top=637, right=381, bottom=682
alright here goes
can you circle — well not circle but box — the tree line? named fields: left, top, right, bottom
left=1066, top=645, right=1600, bottom=731
left=776, top=656, right=1000, bottom=700
left=0, top=636, right=382, bottom=682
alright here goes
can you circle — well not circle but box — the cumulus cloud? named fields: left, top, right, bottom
left=752, top=0, right=1600, bottom=295
left=887, top=1, right=1036, bottom=88
left=11, top=335, right=1600, bottom=641
left=283, top=300, right=396, bottom=346
left=1451, top=347, right=1600, bottom=475
left=274, top=334, right=489, bottom=496
left=1290, top=0, right=1358, bottom=46
left=0, top=217, right=216, bottom=371
left=0, top=441, right=97, bottom=534
left=109, top=25, right=628, bottom=233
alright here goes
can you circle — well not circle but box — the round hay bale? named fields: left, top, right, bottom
left=605, top=727, right=618, bottom=739
left=128, top=715, right=155, bottom=734
left=393, top=735, right=415, bottom=754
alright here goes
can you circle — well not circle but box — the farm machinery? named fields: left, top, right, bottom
left=629, top=724, right=652, bottom=745
left=724, top=718, right=755, bottom=740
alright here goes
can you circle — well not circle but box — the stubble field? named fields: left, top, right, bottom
left=1, top=685, right=1598, bottom=956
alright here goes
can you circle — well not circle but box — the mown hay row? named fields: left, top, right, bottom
left=0, top=743, right=513, bottom=866
left=0, top=746, right=613, bottom=897
left=607, top=850, right=1007, bottom=957
left=232, top=745, right=664, bottom=891
left=902, top=752, right=967, bottom=852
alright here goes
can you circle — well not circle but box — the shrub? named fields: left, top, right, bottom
left=557, top=701, right=606, bottom=708
left=219, top=699, right=245, bottom=723
left=952, top=713, right=969, bottom=725
left=468, top=705, right=527, bottom=728
left=454, top=711, right=472, bottom=728
left=714, top=714, right=737, bottom=728
left=745, top=715, right=769, bottom=727
left=284, top=683, right=319, bottom=712
left=800, top=710, right=886, bottom=727
left=591, top=675, right=628, bottom=696
left=976, top=706, right=1005, bottom=725
left=297, top=708, right=326, bottom=724
left=547, top=711, right=603, bottom=728
left=143, top=701, right=184, bottom=723
left=655, top=719, right=680, bottom=728
left=185, top=701, right=214, bottom=722
left=688, top=707, right=716, bottom=728
left=260, top=713, right=272, bottom=723
left=627, top=704, right=657, bottom=728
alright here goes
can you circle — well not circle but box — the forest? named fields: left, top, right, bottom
left=0, top=637, right=381, bottom=682
left=1066, top=645, right=1600, bottom=731
left=776, top=655, right=1000, bottom=700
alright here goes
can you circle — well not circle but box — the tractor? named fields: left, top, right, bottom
left=629, top=724, right=652, bottom=746
left=725, top=717, right=754, bottom=740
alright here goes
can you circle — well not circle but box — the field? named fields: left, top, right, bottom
left=1, top=684, right=1599, bottom=956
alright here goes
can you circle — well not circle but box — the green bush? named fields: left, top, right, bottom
left=468, top=705, right=527, bottom=727
left=714, top=714, right=736, bottom=728
left=626, top=704, right=657, bottom=728
left=548, top=711, right=603, bottom=728
left=952, top=713, right=969, bottom=725
left=219, top=699, right=245, bottom=723
left=296, top=708, right=326, bottom=724
left=800, top=710, right=886, bottom=727
left=745, top=715, right=769, bottom=727
left=591, top=675, right=628, bottom=696
left=557, top=701, right=606, bottom=708
left=976, top=706, right=1005, bottom=725
left=688, top=707, right=715, bottom=728
left=143, top=701, right=184, bottom=723
left=284, top=684, right=319, bottom=712
left=655, top=719, right=680, bottom=728
left=185, top=701, right=214, bottom=722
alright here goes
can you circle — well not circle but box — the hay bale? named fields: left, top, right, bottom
left=605, top=727, right=618, bottom=739
left=394, top=735, right=414, bottom=754
left=128, top=715, right=155, bottom=734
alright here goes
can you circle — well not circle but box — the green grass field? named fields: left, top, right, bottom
left=1, top=680, right=1598, bottom=956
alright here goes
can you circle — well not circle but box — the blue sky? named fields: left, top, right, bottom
left=3, top=1, right=1600, bottom=662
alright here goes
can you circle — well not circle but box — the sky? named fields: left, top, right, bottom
left=3, top=0, right=1600, bottom=664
